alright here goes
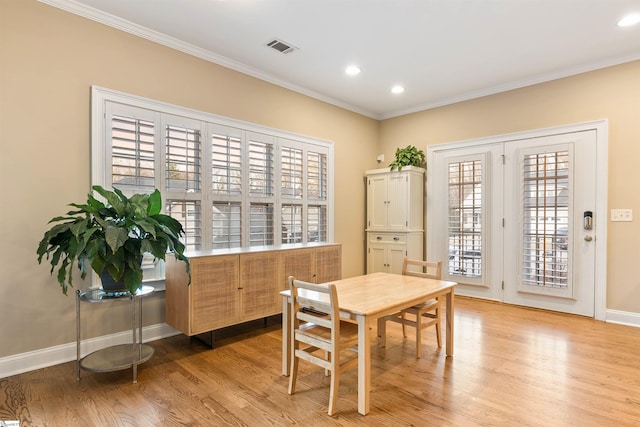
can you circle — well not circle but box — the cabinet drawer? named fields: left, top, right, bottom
left=368, top=233, right=406, bottom=244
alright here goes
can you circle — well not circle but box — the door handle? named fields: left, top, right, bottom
left=584, top=235, right=593, bottom=242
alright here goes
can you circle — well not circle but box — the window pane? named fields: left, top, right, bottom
left=212, top=202, right=242, bottom=249
left=282, top=146, right=303, bottom=199
left=111, top=115, right=155, bottom=191
left=166, top=125, right=201, bottom=192
left=448, top=160, right=482, bottom=278
left=249, top=140, right=274, bottom=197
left=212, top=132, right=242, bottom=196
left=522, top=151, right=569, bottom=288
left=249, top=203, right=274, bottom=246
left=282, top=204, right=303, bottom=244
left=308, top=205, right=327, bottom=242
left=308, top=151, right=327, bottom=200
left=166, top=200, right=201, bottom=251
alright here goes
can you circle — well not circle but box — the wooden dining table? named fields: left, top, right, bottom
left=280, top=271, right=457, bottom=415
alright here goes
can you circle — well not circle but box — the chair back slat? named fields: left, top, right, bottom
left=402, top=258, right=442, bottom=279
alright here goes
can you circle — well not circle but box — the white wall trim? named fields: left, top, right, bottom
left=605, top=309, right=640, bottom=328
left=0, top=323, right=180, bottom=379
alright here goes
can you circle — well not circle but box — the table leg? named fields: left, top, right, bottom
left=445, top=290, right=454, bottom=357
left=357, top=315, right=371, bottom=415
left=281, top=295, right=291, bottom=376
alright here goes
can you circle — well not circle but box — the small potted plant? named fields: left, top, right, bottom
left=389, top=145, right=425, bottom=171
left=37, top=186, right=190, bottom=295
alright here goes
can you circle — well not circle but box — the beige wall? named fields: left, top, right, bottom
left=0, top=0, right=378, bottom=358
left=379, top=60, right=640, bottom=314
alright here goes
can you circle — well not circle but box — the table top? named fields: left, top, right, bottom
left=282, top=272, right=456, bottom=317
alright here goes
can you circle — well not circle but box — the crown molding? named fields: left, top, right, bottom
left=38, top=0, right=640, bottom=121
left=38, top=0, right=378, bottom=119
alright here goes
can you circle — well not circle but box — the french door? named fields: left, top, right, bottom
left=427, top=124, right=605, bottom=317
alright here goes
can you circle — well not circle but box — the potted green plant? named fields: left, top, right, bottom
left=389, top=145, right=426, bottom=171
left=37, top=185, right=190, bottom=295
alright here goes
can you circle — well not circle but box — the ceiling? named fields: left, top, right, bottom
left=44, top=0, right=640, bottom=119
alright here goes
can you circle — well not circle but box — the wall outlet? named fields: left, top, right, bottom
left=611, top=209, right=633, bottom=222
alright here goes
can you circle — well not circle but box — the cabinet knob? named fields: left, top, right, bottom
left=376, top=236, right=382, bottom=240
left=393, top=237, right=399, bottom=241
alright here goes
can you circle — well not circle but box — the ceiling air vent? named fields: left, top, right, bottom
left=266, top=39, right=297, bottom=54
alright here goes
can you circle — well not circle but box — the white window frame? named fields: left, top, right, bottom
left=91, top=86, right=334, bottom=277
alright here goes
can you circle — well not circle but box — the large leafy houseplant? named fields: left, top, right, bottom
left=389, top=145, right=426, bottom=171
left=37, top=186, right=190, bottom=295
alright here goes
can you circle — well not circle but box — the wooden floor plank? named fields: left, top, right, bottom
left=2, top=297, right=640, bottom=426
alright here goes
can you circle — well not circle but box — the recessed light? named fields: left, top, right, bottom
left=345, top=65, right=361, bottom=76
left=618, top=13, right=640, bottom=27
left=391, top=85, right=405, bottom=94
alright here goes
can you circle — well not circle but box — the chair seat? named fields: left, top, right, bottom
left=404, top=298, right=438, bottom=313
left=297, top=321, right=359, bottom=347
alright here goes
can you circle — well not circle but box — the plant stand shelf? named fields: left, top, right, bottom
left=76, top=285, right=155, bottom=384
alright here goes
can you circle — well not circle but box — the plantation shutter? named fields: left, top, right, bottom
left=108, top=105, right=156, bottom=192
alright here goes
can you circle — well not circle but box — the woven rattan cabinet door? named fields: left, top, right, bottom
left=239, top=251, right=280, bottom=321
left=314, top=245, right=342, bottom=283
left=279, top=248, right=315, bottom=289
left=190, top=255, right=240, bottom=334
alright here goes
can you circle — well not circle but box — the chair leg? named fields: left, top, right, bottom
left=401, top=312, right=408, bottom=338
left=415, top=313, right=422, bottom=359
left=288, top=354, right=299, bottom=395
left=325, top=350, right=330, bottom=376
left=328, top=365, right=340, bottom=416
left=435, top=312, right=442, bottom=348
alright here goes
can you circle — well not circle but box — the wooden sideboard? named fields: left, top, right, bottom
left=165, top=243, right=342, bottom=336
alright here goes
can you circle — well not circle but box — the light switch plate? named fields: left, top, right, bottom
left=611, top=209, right=633, bottom=222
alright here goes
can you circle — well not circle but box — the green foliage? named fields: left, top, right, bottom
left=389, top=145, right=426, bottom=171
left=37, top=186, right=190, bottom=295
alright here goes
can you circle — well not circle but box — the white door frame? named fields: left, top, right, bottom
left=426, top=120, right=608, bottom=320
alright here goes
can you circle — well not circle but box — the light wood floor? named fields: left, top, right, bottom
left=2, top=297, right=640, bottom=426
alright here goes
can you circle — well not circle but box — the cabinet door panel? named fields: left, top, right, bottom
left=280, top=248, right=315, bottom=288
left=315, top=245, right=342, bottom=283
left=388, top=245, right=407, bottom=274
left=387, top=173, right=408, bottom=229
left=240, top=252, right=280, bottom=320
left=367, top=243, right=388, bottom=273
left=190, top=255, right=239, bottom=334
left=367, top=174, right=388, bottom=230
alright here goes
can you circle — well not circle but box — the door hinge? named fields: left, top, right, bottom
left=501, top=154, right=505, bottom=165
left=501, top=280, right=504, bottom=290
left=502, top=218, right=505, bottom=227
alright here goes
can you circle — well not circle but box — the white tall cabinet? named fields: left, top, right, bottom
left=365, top=166, right=425, bottom=274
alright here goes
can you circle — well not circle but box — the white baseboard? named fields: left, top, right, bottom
left=0, top=323, right=181, bottom=379
left=605, top=308, right=640, bottom=328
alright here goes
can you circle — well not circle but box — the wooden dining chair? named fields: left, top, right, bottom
left=380, top=258, right=442, bottom=358
left=287, top=276, right=359, bottom=416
